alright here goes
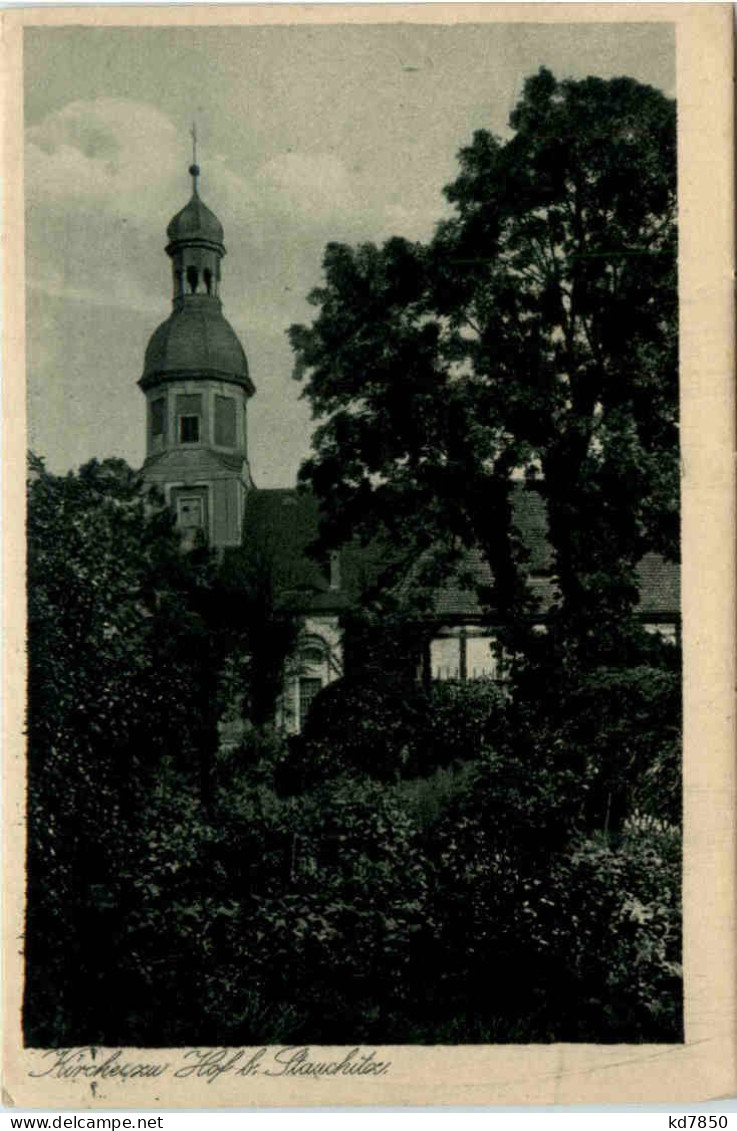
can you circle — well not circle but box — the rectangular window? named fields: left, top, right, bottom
left=644, top=623, right=677, bottom=644
left=179, top=415, right=200, bottom=444
left=214, top=395, right=236, bottom=447
left=151, top=397, right=165, bottom=438
left=298, top=677, right=322, bottom=731
left=430, top=637, right=461, bottom=680
left=171, top=485, right=209, bottom=549
left=177, top=497, right=203, bottom=530
left=176, top=394, right=202, bottom=444
left=466, top=635, right=498, bottom=679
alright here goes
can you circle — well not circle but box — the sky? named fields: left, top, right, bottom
left=25, top=21, right=675, bottom=488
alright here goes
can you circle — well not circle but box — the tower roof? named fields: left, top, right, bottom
left=166, top=192, right=225, bottom=248
left=140, top=299, right=252, bottom=392
left=140, top=153, right=253, bottom=395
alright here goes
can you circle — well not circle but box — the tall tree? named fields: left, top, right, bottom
left=290, top=69, right=677, bottom=670
left=437, top=68, right=678, bottom=665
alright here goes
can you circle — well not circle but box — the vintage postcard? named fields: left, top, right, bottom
left=2, top=2, right=735, bottom=1108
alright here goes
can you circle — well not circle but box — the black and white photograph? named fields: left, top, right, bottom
left=5, top=2, right=735, bottom=1108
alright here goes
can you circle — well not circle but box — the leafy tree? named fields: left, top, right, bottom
left=290, top=68, right=678, bottom=669
left=25, top=456, right=304, bottom=1044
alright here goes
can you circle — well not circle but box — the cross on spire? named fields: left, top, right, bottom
left=189, top=122, right=200, bottom=195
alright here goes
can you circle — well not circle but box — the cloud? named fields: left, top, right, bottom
left=25, top=100, right=255, bottom=310
left=26, top=96, right=439, bottom=311
left=26, top=98, right=183, bottom=209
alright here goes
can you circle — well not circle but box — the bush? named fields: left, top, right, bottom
left=531, top=825, right=682, bottom=1040
left=558, top=665, right=682, bottom=829
left=207, top=775, right=430, bottom=1042
left=104, top=766, right=432, bottom=1045
left=280, top=675, right=508, bottom=792
left=420, top=754, right=682, bottom=1042
left=281, top=676, right=430, bottom=789
left=417, top=678, right=508, bottom=773
left=500, top=663, right=681, bottom=832
left=394, top=762, right=477, bottom=829
left=216, top=721, right=290, bottom=793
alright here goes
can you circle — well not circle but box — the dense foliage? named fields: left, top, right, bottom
left=280, top=675, right=508, bottom=790
left=24, top=458, right=296, bottom=1043
left=25, top=456, right=216, bottom=1043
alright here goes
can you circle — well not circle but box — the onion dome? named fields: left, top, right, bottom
left=166, top=165, right=225, bottom=248
left=140, top=299, right=252, bottom=392
left=138, top=158, right=254, bottom=396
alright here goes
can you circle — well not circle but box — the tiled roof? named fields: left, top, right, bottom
left=428, top=555, right=680, bottom=619
left=143, top=447, right=247, bottom=478
left=167, top=193, right=224, bottom=246
left=242, top=490, right=350, bottom=612
left=141, top=300, right=250, bottom=388
left=636, top=552, right=681, bottom=616
left=429, top=555, right=560, bottom=619
left=243, top=485, right=680, bottom=622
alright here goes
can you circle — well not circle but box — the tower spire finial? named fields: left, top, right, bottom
left=189, top=122, right=200, bottom=195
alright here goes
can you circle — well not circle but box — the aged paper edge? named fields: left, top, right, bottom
left=2, top=1, right=735, bottom=1109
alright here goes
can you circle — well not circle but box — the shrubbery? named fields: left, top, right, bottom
left=418, top=754, right=681, bottom=1042
left=27, top=660, right=682, bottom=1044
left=559, top=665, right=682, bottom=828
left=279, top=675, right=508, bottom=791
left=296, top=677, right=429, bottom=783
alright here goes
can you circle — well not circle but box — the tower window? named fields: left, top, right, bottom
left=203, top=267, right=213, bottom=295
left=151, top=397, right=165, bottom=438
left=186, top=265, right=199, bottom=294
left=214, top=395, right=236, bottom=446
left=179, top=415, right=200, bottom=444
left=176, top=394, right=202, bottom=445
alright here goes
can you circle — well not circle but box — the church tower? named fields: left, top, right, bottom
left=139, top=157, right=254, bottom=548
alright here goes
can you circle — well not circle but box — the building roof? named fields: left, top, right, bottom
left=243, top=490, right=347, bottom=612
left=142, top=446, right=248, bottom=481
left=242, top=489, right=393, bottom=613
left=635, top=552, right=681, bottom=616
left=140, top=298, right=251, bottom=390
left=166, top=192, right=224, bottom=248
left=243, top=484, right=680, bottom=622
